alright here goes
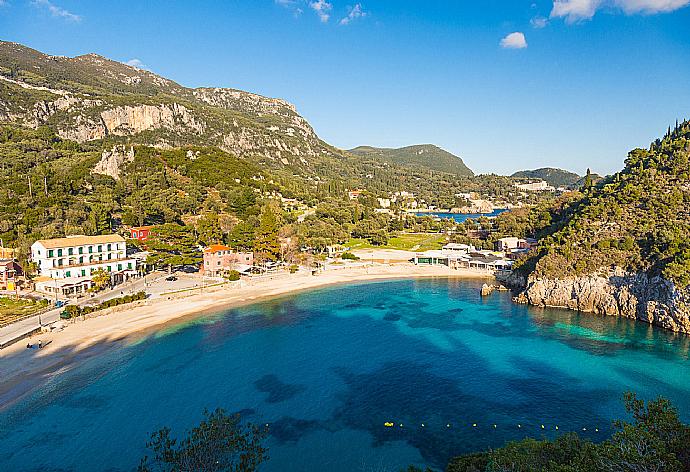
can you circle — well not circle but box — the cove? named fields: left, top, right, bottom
left=1, top=278, right=690, bottom=471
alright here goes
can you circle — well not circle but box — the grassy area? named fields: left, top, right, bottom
left=346, top=233, right=447, bottom=252
left=0, top=297, right=49, bottom=327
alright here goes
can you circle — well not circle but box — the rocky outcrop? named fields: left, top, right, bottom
left=100, top=103, right=204, bottom=136
left=92, top=145, right=135, bottom=180
left=513, top=268, right=690, bottom=334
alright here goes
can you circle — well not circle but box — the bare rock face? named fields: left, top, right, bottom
left=514, top=269, right=690, bottom=334
left=92, top=145, right=135, bottom=180
left=100, top=103, right=204, bottom=136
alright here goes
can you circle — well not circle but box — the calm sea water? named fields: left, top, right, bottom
left=1, top=278, right=690, bottom=471
left=414, top=209, right=508, bottom=222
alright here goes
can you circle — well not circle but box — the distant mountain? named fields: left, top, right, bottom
left=348, top=144, right=474, bottom=176
left=511, top=168, right=581, bottom=188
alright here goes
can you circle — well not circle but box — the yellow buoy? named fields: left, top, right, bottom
left=555, top=426, right=559, bottom=430
left=518, top=424, right=522, bottom=428
left=384, top=422, right=394, bottom=427
left=472, top=423, right=477, bottom=427
left=446, top=424, right=451, bottom=428
left=541, top=425, right=545, bottom=429
left=595, top=428, right=599, bottom=432
left=493, top=424, right=497, bottom=428
left=421, top=423, right=425, bottom=427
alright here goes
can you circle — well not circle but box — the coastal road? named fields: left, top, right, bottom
left=0, top=271, right=212, bottom=349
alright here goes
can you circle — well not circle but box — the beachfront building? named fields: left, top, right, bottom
left=30, top=235, right=138, bottom=296
left=495, top=237, right=537, bottom=254
left=202, top=245, right=254, bottom=277
left=0, top=259, right=22, bottom=290
left=412, top=245, right=513, bottom=274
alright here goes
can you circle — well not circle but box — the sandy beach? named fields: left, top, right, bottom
left=0, top=263, right=493, bottom=410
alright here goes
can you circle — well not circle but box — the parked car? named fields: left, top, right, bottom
left=55, top=300, right=65, bottom=308
left=180, top=265, right=199, bottom=273
left=165, top=275, right=178, bottom=282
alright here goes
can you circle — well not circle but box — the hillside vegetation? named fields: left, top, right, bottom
left=511, top=167, right=581, bottom=188
left=348, top=144, right=474, bottom=176
left=517, top=121, right=690, bottom=287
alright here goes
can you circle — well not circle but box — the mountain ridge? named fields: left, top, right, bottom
left=348, top=144, right=474, bottom=176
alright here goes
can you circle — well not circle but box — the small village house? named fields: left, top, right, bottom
left=202, top=245, right=254, bottom=277
left=0, top=259, right=22, bottom=290
left=129, top=226, right=153, bottom=241
left=30, top=235, right=138, bottom=296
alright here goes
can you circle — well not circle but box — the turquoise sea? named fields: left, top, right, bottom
left=1, top=278, right=690, bottom=471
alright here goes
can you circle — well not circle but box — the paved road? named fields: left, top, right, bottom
left=0, top=271, right=219, bottom=348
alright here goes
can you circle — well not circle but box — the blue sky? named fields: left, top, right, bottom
left=2, top=0, right=690, bottom=175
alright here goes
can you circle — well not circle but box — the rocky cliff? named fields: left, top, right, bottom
left=513, top=269, right=690, bottom=334
left=0, top=41, right=333, bottom=171
left=506, top=121, right=690, bottom=335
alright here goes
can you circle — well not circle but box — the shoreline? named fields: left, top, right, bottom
left=0, top=264, right=494, bottom=411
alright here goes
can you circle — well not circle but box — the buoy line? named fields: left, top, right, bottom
left=383, top=421, right=601, bottom=432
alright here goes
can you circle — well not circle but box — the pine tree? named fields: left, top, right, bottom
left=253, top=205, right=281, bottom=261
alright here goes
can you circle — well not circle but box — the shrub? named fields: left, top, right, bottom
left=341, top=252, right=359, bottom=260
left=289, top=264, right=299, bottom=274
left=226, top=270, right=241, bottom=281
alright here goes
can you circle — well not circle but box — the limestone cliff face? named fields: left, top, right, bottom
left=512, top=268, right=690, bottom=334
left=91, top=145, right=135, bottom=180
left=0, top=45, right=333, bottom=169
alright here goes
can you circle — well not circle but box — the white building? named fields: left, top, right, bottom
left=514, top=180, right=554, bottom=192
left=31, top=234, right=137, bottom=296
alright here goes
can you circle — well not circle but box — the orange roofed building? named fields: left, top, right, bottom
left=202, top=245, right=253, bottom=277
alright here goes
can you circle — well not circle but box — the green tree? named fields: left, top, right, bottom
left=138, top=408, right=268, bottom=472
left=253, top=206, right=281, bottom=261
left=197, top=212, right=223, bottom=246
left=91, top=268, right=111, bottom=291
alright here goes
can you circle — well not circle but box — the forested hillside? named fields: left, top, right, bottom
left=508, top=120, right=690, bottom=334
left=517, top=121, right=690, bottom=286
left=511, top=167, right=581, bottom=188
left=348, top=144, right=474, bottom=176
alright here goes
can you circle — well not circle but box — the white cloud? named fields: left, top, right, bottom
left=500, top=32, right=528, bottom=49
left=615, top=0, right=690, bottom=13
left=340, top=3, right=367, bottom=25
left=550, top=0, right=690, bottom=22
left=530, top=15, right=549, bottom=27
left=125, top=58, right=148, bottom=70
left=275, top=0, right=303, bottom=16
left=309, top=0, right=332, bottom=22
left=32, top=0, right=81, bottom=21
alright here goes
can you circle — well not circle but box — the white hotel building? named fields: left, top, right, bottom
left=31, top=234, right=138, bottom=296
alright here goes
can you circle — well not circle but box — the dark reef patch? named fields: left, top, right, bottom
left=254, top=374, right=306, bottom=404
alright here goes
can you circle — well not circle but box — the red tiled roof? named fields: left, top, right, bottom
left=204, top=244, right=232, bottom=253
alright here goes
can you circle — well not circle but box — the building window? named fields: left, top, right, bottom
left=118, top=264, right=123, bottom=271
left=127, top=263, right=132, bottom=270
left=79, top=256, right=84, bottom=263
left=89, top=246, right=93, bottom=254
left=107, top=266, right=112, bottom=272
left=98, top=245, right=102, bottom=252
left=68, top=248, right=73, bottom=255
left=65, top=270, right=71, bottom=277
left=81, top=269, right=86, bottom=276
left=57, top=249, right=63, bottom=257
left=48, top=250, right=54, bottom=257
left=79, top=247, right=83, bottom=254
left=107, top=244, right=111, bottom=251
